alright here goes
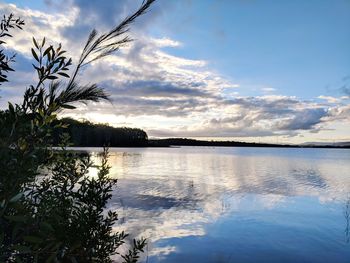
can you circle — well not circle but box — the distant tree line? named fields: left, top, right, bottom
left=148, top=138, right=292, bottom=147
left=148, top=138, right=350, bottom=148
left=53, top=118, right=148, bottom=147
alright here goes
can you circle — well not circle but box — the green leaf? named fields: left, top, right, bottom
left=32, top=37, right=39, bottom=49
left=57, top=72, right=70, bottom=78
left=2, top=33, right=12, bottom=37
left=8, top=102, right=14, bottom=113
left=41, top=37, right=46, bottom=48
left=31, top=48, right=39, bottom=62
left=61, top=104, right=76, bottom=109
left=32, top=63, right=40, bottom=71
left=43, top=46, right=52, bottom=57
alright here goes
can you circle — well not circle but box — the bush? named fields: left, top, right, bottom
left=0, top=1, right=155, bottom=262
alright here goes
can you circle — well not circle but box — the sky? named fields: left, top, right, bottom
left=0, top=0, right=349, bottom=143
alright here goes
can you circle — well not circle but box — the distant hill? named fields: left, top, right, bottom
left=148, top=138, right=293, bottom=148
left=302, top=141, right=350, bottom=147
left=149, top=138, right=350, bottom=148
left=53, top=118, right=148, bottom=147
left=334, top=142, right=350, bottom=147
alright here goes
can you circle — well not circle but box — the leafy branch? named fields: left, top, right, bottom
left=0, top=14, right=24, bottom=41
left=0, top=14, right=24, bottom=84
left=31, top=37, right=72, bottom=86
left=68, top=0, right=155, bottom=87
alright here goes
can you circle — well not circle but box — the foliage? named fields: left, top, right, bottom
left=0, top=0, right=155, bottom=262
left=0, top=14, right=24, bottom=84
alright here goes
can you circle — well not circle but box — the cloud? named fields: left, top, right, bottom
left=261, top=87, right=276, bottom=93
left=145, top=96, right=332, bottom=138
left=0, top=3, right=75, bottom=55
left=276, top=108, right=327, bottom=131
left=0, top=1, right=349, bottom=141
left=106, top=80, right=214, bottom=99
left=151, top=37, right=182, bottom=48
left=328, top=104, right=350, bottom=122
left=317, top=95, right=349, bottom=104
left=60, top=0, right=171, bottom=46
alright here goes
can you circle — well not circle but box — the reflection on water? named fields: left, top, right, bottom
left=344, top=198, right=350, bottom=243
left=77, top=147, right=350, bottom=262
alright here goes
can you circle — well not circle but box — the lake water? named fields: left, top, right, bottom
left=83, top=146, right=350, bottom=263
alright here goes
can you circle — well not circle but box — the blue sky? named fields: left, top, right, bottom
left=1, top=0, right=350, bottom=143
left=155, top=0, right=350, bottom=98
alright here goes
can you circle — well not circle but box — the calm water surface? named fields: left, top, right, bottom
left=82, top=147, right=350, bottom=263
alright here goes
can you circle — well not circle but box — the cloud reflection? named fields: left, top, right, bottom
left=83, top=147, right=350, bottom=260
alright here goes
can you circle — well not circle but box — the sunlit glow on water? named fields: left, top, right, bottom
left=74, top=147, right=350, bottom=263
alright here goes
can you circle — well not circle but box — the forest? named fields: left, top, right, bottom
left=53, top=118, right=148, bottom=147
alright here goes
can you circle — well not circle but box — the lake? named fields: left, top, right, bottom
left=82, top=146, right=350, bottom=263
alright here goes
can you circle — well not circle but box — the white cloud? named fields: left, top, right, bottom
left=0, top=2, right=349, bottom=142
left=0, top=3, right=76, bottom=56
left=261, top=87, right=276, bottom=93
left=318, top=95, right=343, bottom=104
left=151, top=37, right=182, bottom=47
